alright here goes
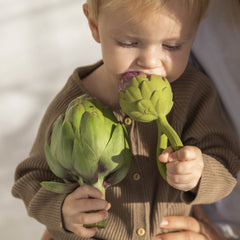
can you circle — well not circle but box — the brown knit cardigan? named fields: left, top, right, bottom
left=12, top=62, right=240, bottom=240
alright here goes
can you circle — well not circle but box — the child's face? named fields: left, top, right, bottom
left=87, top=1, right=199, bottom=84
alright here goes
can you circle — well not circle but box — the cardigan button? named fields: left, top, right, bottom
left=137, top=228, right=146, bottom=236
left=124, top=117, right=132, bottom=125
left=132, top=172, right=141, bottom=181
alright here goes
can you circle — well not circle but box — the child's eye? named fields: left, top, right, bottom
left=118, top=41, right=138, bottom=48
left=163, top=44, right=181, bottom=51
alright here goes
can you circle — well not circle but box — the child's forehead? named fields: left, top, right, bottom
left=100, top=2, right=198, bottom=43
left=101, top=0, right=166, bottom=18
left=100, top=0, right=202, bottom=24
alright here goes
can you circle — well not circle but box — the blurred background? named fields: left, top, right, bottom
left=0, top=0, right=100, bottom=239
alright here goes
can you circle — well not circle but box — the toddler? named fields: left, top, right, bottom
left=12, top=1, right=240, bottom=239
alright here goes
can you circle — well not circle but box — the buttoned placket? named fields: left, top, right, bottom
left=122, top=116, right=149, bottom=239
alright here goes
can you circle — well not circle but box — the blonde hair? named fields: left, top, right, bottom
left=86, top=0, right=211, bottom=22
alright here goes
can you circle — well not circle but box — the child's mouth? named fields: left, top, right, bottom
left=120, top=71, right=155, bottom=91
left=122, top=71, right=140, bottom=81
left=119, top=72, right=139, bottom=91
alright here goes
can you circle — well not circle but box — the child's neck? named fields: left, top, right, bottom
left=82, top=65, right=119, bottom=107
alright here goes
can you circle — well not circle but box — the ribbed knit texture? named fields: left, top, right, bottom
left=12, top=62, right=240, bottom=240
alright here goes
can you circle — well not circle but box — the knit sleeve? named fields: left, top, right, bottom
left=11, top=72, right=87, bottom=239
left=170, top=65, right=239, bottom=204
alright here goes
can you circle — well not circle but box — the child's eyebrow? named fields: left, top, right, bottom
left=163, top=35, right=194, bottom=42
left=110, top=26, right=195, bottom=42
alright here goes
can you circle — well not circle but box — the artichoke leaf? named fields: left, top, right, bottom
left=80, top=112, right=110, bottom=158
left=131, top=77, right=139, bottom=87
left=44, top=143, right=70, bottom=180
left=137, top=99, right=158, bottom=117
left=100, top=124, right=126, bottom=171
left=41, top=181, right=79, bottom=194
left=150, top=90, right=161, bottom=108
left=148, top=75, right=164, bottom=92
left=155, top=98, right=173, bottom=116
left=68, top=103, right=85, bottom=136
left=60, top=121, right=75, bottom=170
left=130, top=111, right=156, bottom=122
left=125, top=86, right=143, bottom=101
left=72, top=138, right=99, bottom=184
left=101, top=124, right=132, bottom=186
left=151, top=75, right=167, bottom=90
left=101, top=106, right=118, bottom=125
left=140, top=80, right=153, bottom=100
left=50, top=114, right=64, bottom=156
left=105, top=143, right=132, bottom=186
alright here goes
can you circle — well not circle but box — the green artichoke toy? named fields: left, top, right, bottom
left=41, top=94, right=132, bottom=228
left=119, top=73, right=183, bottom=180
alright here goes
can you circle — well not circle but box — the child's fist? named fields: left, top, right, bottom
left=62, top=185, right=111, bottom=238
left=159, top=146, right=204, bottom=192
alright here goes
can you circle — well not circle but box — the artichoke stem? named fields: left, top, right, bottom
left=157, top=116, right=183, bottom=151
left=77, top=176, right=84, bottom=186
left=156, top=129, right=168, bottom=180
left=92, top=177, right=106, bottom=199
left=157, top=132, right=168, bottom=156
left=83, top=177, right=107, bottom=228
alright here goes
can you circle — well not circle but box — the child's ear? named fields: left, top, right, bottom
left=83, top=3, right=100, bottom=43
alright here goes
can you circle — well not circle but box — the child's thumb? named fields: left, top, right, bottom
left=158, top=146, right=173, bottom=163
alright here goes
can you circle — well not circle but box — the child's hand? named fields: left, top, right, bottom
left=159, top=146, right=204, bottom=192
left=62, top=185, right=111, bottom=238
left=153, top=205, right=227, bottom=240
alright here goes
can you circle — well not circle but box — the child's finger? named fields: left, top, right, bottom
left=167, top=160, right=197, bottom=175
left=154, top=216, right=205, bottom=240
left=169, top=146, right=201, bottom=162
left=74, top=210, right=109, bottom=225
left=71, top=185, right=105, bottom=200
left=158, top=146, right=173, bottom=163
left=72, top=225, right=98, bottom=238
left=167, top=174, right=197, bottom=189
left=154, top=231, right=205, bottom=240
left=74, top=198, right=111, bottom=213
left=160, top=216, right=200, bottom=232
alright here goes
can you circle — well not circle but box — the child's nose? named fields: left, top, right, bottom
left=137, top=46, right=162, bottom=70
